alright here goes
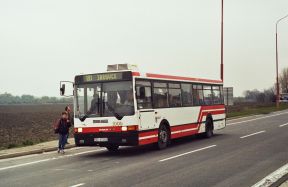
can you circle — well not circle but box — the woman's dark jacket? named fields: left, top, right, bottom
left=58, top=119, right=71, bottom=135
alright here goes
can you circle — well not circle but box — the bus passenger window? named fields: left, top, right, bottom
left=136, top=81, right=152, bottom=109
left=181, top=83, right=193, bottom=106
left=193, top=85, right=204, bottom=105
left=220, top=86, right=224, bottom=104
left=153, top=82, right=168, bottom=108
left=203, top=86, right=213, bottom=105
left=212, top=86, right=221, bottom=104
left=168, top=83, right=182, bottom=107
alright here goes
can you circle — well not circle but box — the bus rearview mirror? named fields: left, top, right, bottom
left=59, top=81, right=74, bottom=97
left=60, top=84, right=66, bottom=96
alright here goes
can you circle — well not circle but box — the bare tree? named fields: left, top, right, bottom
left=279, top=67, right=288, bottom=93
left=244, top=88, right=275, bottom=103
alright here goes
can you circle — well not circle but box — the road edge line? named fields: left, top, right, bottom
left=0, top=145, right=75, bottom=160
left=251, top=163, right=288, bottom=187
left=227, top=111, right=288, bottom=126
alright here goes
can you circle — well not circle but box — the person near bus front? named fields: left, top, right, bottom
left=119, top=91, right=134, bottom=115
left=57, top=111, right=71, bottom=154
left=122, top=91, right=134, bottom=106
left=88, top=92, right=100, bottom=114
left=65, top=106, right=73, bottom=144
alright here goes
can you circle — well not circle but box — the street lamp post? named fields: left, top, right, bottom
left=275, top=14, right=288, bottom=108
left=221, top=0, right=224, bottom=81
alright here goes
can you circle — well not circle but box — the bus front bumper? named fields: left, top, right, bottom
left=74, top=132, right=139, bottom=147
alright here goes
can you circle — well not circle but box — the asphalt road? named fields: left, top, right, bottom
left=0, top=111, right=288, bottom=187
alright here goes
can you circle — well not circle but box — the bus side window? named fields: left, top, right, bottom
left=220, top=86, right=224, bottom=104
left=212, top=86, right=221, bottom=105
left=139, top=87, right=146, bottom=99
left=153, top=82, right=169, bottom=108
left=203, top=85, right=212, bottom=105
left=136, top=81, right=152, bottom=109
left=181, top=83, right=193, bottom=106
left=193, top=85, right=204, bottom=105
left=168, top=83, right=182, bottom=107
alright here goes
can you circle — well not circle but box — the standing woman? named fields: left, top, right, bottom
left=57, top=111, right=71, bottom=154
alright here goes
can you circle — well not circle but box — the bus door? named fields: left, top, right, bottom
left=136, top=83, right=155, bottom=130
left=139, top=110, right=156, bottom=130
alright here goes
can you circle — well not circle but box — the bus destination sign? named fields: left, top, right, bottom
left=75, top=72, right=132, bottom=84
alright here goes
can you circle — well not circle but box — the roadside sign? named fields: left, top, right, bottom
left=224, top=87, right=233, bottom=106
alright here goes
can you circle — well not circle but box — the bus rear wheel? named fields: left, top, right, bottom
left=157, top=124, right=170, bottom=150
left=204, top=118, right=214, bottom=138
left=106, top=145, right=119, bottom=152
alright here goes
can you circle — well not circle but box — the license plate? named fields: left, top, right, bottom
left=94, top=138, right=108, bottom=142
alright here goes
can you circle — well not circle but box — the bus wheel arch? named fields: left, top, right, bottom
left=157, top=120, right=171, bottom=150
left=204, top=114, right=214, bottom=138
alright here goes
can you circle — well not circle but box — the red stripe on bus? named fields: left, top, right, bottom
left=76, top=126, right=122, bottom=133
left=139, top=137, right=158, bottom=145
left=202, top=110, right=225, bottom=116
left=171, top=123, right=199, bottom=132
left=138, top=130, right=158, bottom=145
left=201, top=105, right=225, bottom=110
left=132, top=72, right=140, bottom=76
left=139, top=130, right=158, bottom=137
left=197, top=105, right=225, bottom=123
left=171, top=129, right=198, bottom=139
left=146, top=73, right=223, bottom=84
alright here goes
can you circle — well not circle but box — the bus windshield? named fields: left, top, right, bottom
left=76, top=81, right=135, bottom=120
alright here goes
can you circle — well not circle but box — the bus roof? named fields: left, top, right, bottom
left=132, top=72, right=223, bottom=84
left=75, top=70, right=223, bottom=85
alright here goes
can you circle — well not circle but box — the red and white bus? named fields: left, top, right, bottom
left=61, top=64, right=226, bottom=151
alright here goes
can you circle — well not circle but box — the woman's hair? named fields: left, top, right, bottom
left=65, top=106, right=69, bottom=111
left=62, top=111, right=68, bottom=115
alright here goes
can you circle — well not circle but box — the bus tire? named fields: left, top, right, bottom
left=106, top=145, right=119, bottom=152
left=157, top=123, right=170, bottom=150
left=204, top=117, right=214, bottom=138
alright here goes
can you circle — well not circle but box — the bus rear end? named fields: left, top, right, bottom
left=73, top=71, right=139, bottom=151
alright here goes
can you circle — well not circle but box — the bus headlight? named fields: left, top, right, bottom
left=78, top=128, right=83, bottom=133
left=121, top=125, right=138, bottom=131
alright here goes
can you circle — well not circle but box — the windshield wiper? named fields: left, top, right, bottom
left=79, top=114, right=89, bottom=122
left=106, top=102, right=123, bottom=120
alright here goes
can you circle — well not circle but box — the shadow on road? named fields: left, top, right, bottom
left=80, top=133, right=229, bottom=159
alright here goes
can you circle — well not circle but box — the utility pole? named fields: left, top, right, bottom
left=220, top=0, right=224, bottom=81
left=275, top=14, right=288, bottom=107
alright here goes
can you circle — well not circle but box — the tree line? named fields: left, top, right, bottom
left=235, top=67, right=288, bottom=103
left=0, top=93, right=72, bottom=104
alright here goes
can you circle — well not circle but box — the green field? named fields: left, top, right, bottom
left=227, top=103, right=288, bottom=118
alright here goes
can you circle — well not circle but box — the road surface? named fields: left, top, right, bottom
left=0, top=111, right=288, bottom=187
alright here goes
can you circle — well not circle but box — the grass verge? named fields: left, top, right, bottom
left=227, top=103, right=288, bottom=118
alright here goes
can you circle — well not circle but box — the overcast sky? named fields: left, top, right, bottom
left=1, top=0, right=288, bottom=97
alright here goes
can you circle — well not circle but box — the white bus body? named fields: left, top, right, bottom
left=72, top=68, right=226, bottom=150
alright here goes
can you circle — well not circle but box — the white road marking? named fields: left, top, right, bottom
left=227, top=111, right=288, bottom=126
left=159, top=145, right=216, bottom=162
left=279, top=123, right=288, bottom=127
left=240, top=131, right=266, bottom=139
left=0, top=149, right=105, bottom=171
left=251, top=163, right=288, bottom=187
left=69, top=183, right=85, bottom=187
